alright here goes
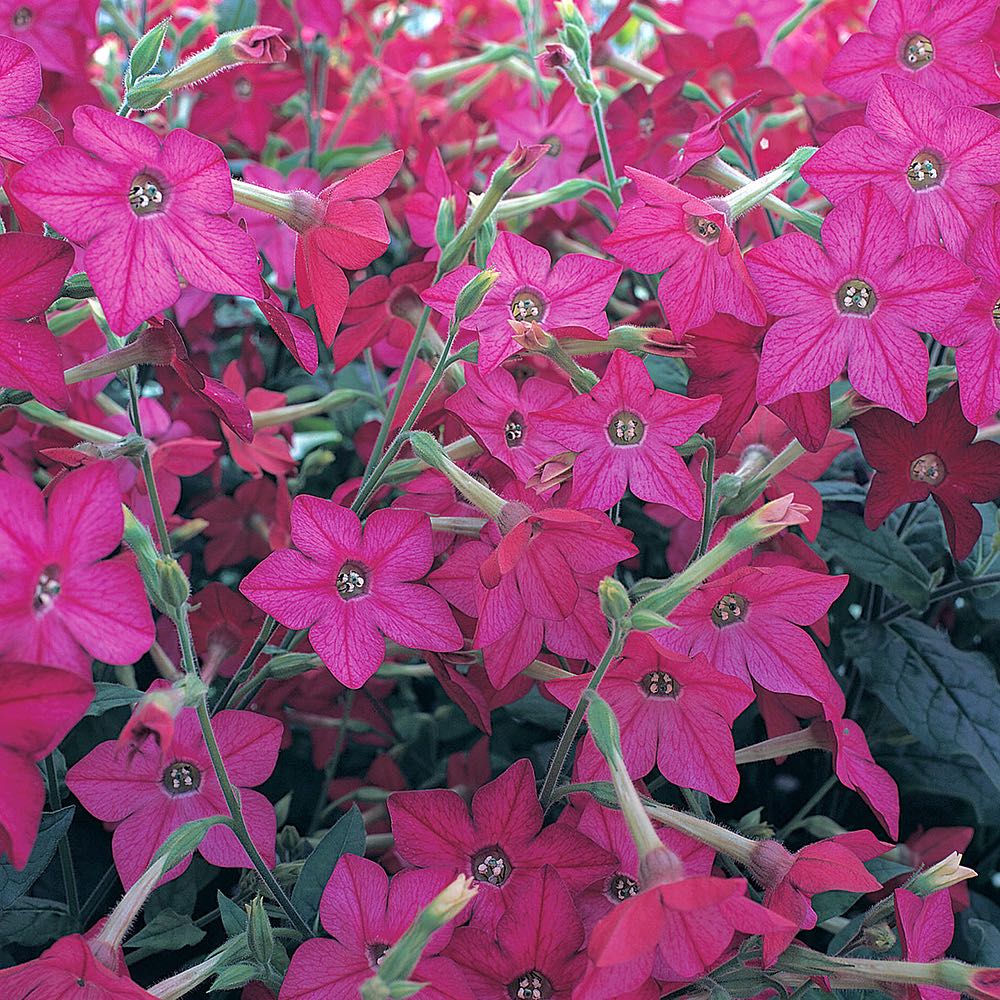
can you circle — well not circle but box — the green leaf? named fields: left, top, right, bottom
left=85, top=682, right=143, bottom=716
left=291, top=805, right=366, bottom=927
left=0, top=807, right=75, bottom=908
left=125, top=909, right=205, bottom=951
left=217, top=890, right=249, bottom=937
left=0, top=897, right=69, bottom=947
left=216, top=0, right=258, bottom=32
left=817, top=509, right=932, bottom=610
left=153, top=815, right=231, bottom=877
left=210, top=961, right=262, bottom=991
left=813, top=481, right=867, bottom=505
left=846, top=620, right=1000, bottom=793
left=963, top=916, right=1000, bottom=966
left=127, top=18, right=170, bottom=85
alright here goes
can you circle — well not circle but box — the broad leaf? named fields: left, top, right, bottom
left=290, top=805, right=365, bottom=927
left=0, top=807, right=74, bottom=908
left=125, top=909, right=205, bottom=951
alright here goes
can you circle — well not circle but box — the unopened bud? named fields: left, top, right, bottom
left=117, top=685, right=185, bottom=762
left=245, top=897, right=274, bottom=965
left=860, top=922, right=896, bottom=953
left=908, top=852, right=977, bottom=896
left=434, top=196, right=456, bottom=250
left=730, top=493, right=811, bottom=547
left=268, top=652, right=321, bottom=679
left=156, top=558, right=191, bottom=619
left=630, top=608, right=674, bottom=632
left=454, top=269, right=500, bottom=323
left=607, top=325, right=690, bottom=358
left=425, top=875, right=478, bottom=924
left=598, top=576, right=631, bottom=626
left=499, top=141, right=551, bottom=180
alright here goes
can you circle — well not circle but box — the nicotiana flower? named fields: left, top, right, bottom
left=534, top=349, right=721, bottom=514
left=853, top=385, right=1000, bottom=560
left=894, top=889, right=958, bottom=1000
left=0, top=462, right=154, bottom=676
left=12, top=106, right=262, bottom=335
left=603, top=166, right=766, bottom=336
left=66, top=703, right=282, bottom=888
left=0, top=33, right=56, bottom=170
left=824, top=0, right=999, bottom=106
left=802, top=75, right=1000, bottom=255
left=422, top=231, right=622, bottom=374
left=0, top=0, right=97, bottom=75
left=240, top=498, right=462, bottom=688
left=747, top=183, right=976, bottom=422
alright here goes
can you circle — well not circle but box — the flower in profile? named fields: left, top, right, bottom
left=535, top=348, right=720, bottom=514
left=894, top=889, right=959, bottom=1000
left=853, top=385, right=1000, bottom=560
left=66, top=704, right=282, bottom=888
left=13, top=106, right=262, bottom=335
left=0, top=462, right=155, bottom=677
left=747, top=183, right=976, bottom=422
left=802, top=75, right=1000, bottom=255
left=240, top=499, right=462, bottom=688
left=220, top=362, right=296, bottom=479
left=422, top=231, right=622, bottom=374
left=604, top=166, right=766, bottom=336
left=0, top=661, right=93, bottom=868
left=278, top=854, right=472, bottom=1000
left=0, top=34, right=57, bottom=168
left=116, top=684, right=184, bottom=763
left=824, top=0, right=999, bottom=106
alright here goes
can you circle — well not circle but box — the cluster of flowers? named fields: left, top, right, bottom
left=1, top=0, right=1000, bottom=997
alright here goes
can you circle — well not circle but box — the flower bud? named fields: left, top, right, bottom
left=907, top=852, right=977, bottom=896
left=268, top=652, right=322, bottom=680
left=155, top=557, right=191, bottom=619
left=434, top=196, right=456, bottom=250
left=498, top=141, right=551, bottom=180
left=454, top=269, right=500, bottom=323
left=245, top=897, right=274, bottom=965
left=630, top=608, right=674, bottom=632
left=473, top=214, right=497, bottom=269
left=713, top=146, right=816, bottom=221
left=728, top=493, right=811, bottom=547
left=425, top=875, right=478, bottom=924
left=606, top=325, right=690, bottom=358
left=598, top=576, right=631, bottom=626
left=117, top=685, right=185, bottom=762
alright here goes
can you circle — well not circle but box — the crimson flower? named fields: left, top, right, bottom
left=535, top=349, right=720, bottom=514
left=446, top=868, right=587, bottom=999
left=196, top=476, right=289, bottom=573
left=278, top=854, right=471, bottom=1000
left=66, top=704, right=282, bottom=888
left=12, top=106, right=261, bottom=335
left=423, top=231, right=622, bottom=374
left=604, top=166, right=766, bottom=336
left=240, top=499, right=462, bottom=688
left=0, top=231, right=73, bottom=408
left=221, top=362, right=296, bottom=479
left=747, top=183, right=976, bottom=422
left=802, top=75, right=1000, bottom=255
left=602, top=78, right=695, bottom=177
left=388, top=759, right=613, bottom=929
left=853, top=386, right=1000, bottom=560
left=186, top=582, right=266, bottom=679
left=895, top=889, right=958, bottom=1000
left=0, top=661, right=93, bottom=868
left=0, top=34, right=56, bottom=169
left=0, top=462, right=154, bottom=676
left=824, top=0, right=999, bottom=106
left=549, top=633, right=754, bottom=801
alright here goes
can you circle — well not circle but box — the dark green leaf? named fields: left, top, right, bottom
left=0, top=897, right=69, bottom=947
left=216, top=0, right=258, bottom=32
left=127, top=18, right=170, bottom=84
left=218, top=890, right=248, bottom=937
left=813, top=481, right=867, bottom=505
left=291, top=805, right=365, bottom=926
left=962, top=916, right=1000, bottom=966
left=125, top=909, right=205, bottom=951
left=85, top=682, right=143, bottom=717
left=0, top=807, right=75, bottom=908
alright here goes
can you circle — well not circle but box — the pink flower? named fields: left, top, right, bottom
left=240, top=499, right=462, bottom=688
left=802, top=75, right=1000, bottom=255
left=535, top=349, right=721, bottom=514
left=894, top=889, right=959, bottom=1000
left=0, top=0, right=97, bottom=75
left=746, top=184, right=976, bottom=422
left=0, top=462, right=154, bottom=677
left=0, top=231, right=73, bottom=408
left=389, top=759, right=613, bottom=929
left=221, top=362, right=296, bottom=479
left=445, top=868, right=587, bottom=999
left=0, top=34, right=56, bottom=168
left=66, top=703, right=282, bottom=888
left=446, top=366, right=573, bottom=483
left=12, top=106, right=261, bottom=335
left=422, top=231, right=622, bottom=374
left=824, top=0, right=999, bottom=106
left=278, top=854, right=472, bottom=1000
left=656, top=564, right=849, bottom=716
left=603, top=167, right=766, bottom=336
left=0, top=661, right=93, bottom=868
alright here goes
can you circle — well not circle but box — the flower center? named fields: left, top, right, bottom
left=901, top=33, right=934, bottom=69
left=129, top=173, right=165, bottom=216
left=12, top=5, right=31, bottom=26
left=690, top=215, right=721, bottom=244
left=910, top=452, right=946, bottom=484
left=641, top=670, right=676, bottom=697
left=510, top=290, right=545, bottom=322
left=336, top=561, right=370, bottom=599
left=607, top=410, right=645, bottom=445
left=366, top=942, right=389, bottom=970
left=388, top=286, right=424, bottom=322
left=234, top=76, right=253, bottom=98
left=906, top=152, right=943, bottom=191
left=32, top=565, right=61, bottom=614
left=638, top=113, right=655, bottom=138
left=472, top=846, right=511, bottom=886
left=712, top=593, right=748, bottom=627
left=836, top=279, right=876, bottom=316
left=541, top=134, right=562, bottom=157
left=504, top=412, right=526, bottom=447
left=608, top=872, right=641, bottom=901
left=992, top=299, right=1000, bottom=330
left=162, top=761, right=201, bottom=795
left=508, top=970, right=553, bottom=1000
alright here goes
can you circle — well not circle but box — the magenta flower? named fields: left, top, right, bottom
left=802, top=76, right=1000, bottom=255
left=549, top=633, right=754, bottom=801
left=0, top=231, right=73, bottom=408
left=656, top=564, right=849, bottom=716
left=535, top=349, right=721, bottom=514
left=604, top=166, right=766, bottom=336
left=0, top=463, right=154, bottom=677
left=747, top=184, right=976, bottom=422
left=446, top=868, right=587, bottom=999
left=0, top=34, right=56, bottom=169
left=12, top=106, right=261, bottom=335
left=824, top=0, right=999, bottom=106
left=0, top=0, right=96, bottom=75
left=446, top=365, right=572, bottom=483
left=279, top=854, right=471, bottom=1000
left=66, top=703, right=281, bottom=889
left=0, top=661, right=93, bottom=868
left=389, top=759, right=613, bottom=929
left=895, top=889, right=958, bottom=1000
left=240, top=499, right=462, bottom=688
left=422, top=231, right=622, bottom=374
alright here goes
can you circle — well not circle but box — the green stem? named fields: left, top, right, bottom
left=590, top=101, right=622, bottom=209
left=125, top=368, right=172, bottom=554
left=877, top=572, right=1000, bottom=624
left=694, top=439, right=717, bottom=560
left=18, top=400, right=121, bottom=444
left=211, top=615, right=278, bottom=715
left=44, top=755, right=80, bottom=928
